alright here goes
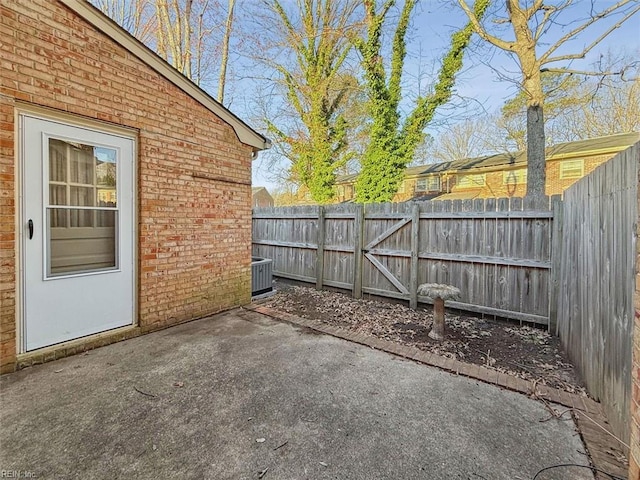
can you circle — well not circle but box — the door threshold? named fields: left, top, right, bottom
left=16, top=325, right=140, bottom=369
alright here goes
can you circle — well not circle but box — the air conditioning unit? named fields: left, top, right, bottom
left=251, top=256, right=273, bottom=296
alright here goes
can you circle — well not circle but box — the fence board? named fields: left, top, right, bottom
left=253, top=196, right=553, bottom=325
left=555, top=143, right=638, bottom=451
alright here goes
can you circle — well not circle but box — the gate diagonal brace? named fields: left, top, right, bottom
left=364, top=253, right=409, bottom=295
left=364, top=216, right=411, bottom=251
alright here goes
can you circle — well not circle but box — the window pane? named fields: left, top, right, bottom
left=49, top=209, right=116, bottom=276
left=70, top=144, right=94, bottom=184
left=70, top=186, right=95, bottom=206
left=48, top=139, right=117, bottom=207
left=49, top=185, right=67, bottom=206
left=97, top=209, right=116, bottom=227
left=49, top=140, right=67, bottom=182
left=70, top=208, right=94, bottom=228
left=50, top=209, right=67, bottom=228
left=96, top=147, right=117, bottom=207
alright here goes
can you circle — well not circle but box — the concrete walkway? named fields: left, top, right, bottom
left=0, top=309, right=592, bottom=479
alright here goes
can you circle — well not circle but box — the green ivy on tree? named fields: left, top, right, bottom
left=266, top=0, right=358, bottom=204
left=353, top=0, right=489, bottom=203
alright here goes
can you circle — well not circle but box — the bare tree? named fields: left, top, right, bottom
left=561, top=75, right=640, bottom=139
left=155, top=0, right=195, bottom=78
left=92, top=0, right=155, bottom=42
left=95, top=0, right=242, bottom=99
left=431, top=118, right=500, bottom=162
left=457, top=0, right=640, bottom=201
left=218, top=0, right=236, bottom=104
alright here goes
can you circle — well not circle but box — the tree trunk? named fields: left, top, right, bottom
left=525, top=104, right=546, bottom=201
left=218, top=0, right=236, bottom=104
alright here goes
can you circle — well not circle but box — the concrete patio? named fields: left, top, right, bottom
left=0, top=309, right=592, bottom=479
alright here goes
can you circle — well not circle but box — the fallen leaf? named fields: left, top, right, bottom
left=319, top=462, right=328, bottom=467
left=173, top=382, right=184, bottom=387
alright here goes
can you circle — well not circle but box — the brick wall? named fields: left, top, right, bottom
left=0, top=93, right=16, bottom=369
left=630, top=161, right=640, bottom=479
left=0, top=0, right=255, bottom=371
left=544, top=155, right=613, bottom=194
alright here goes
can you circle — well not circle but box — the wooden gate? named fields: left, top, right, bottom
left=358, top=204, right=422, bottom=308
left=363, top=215, right=412, bottom=297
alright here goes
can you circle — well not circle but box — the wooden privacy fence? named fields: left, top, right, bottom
left=253, top=197, right=557, bottom=325
left=555, top=143, right=639, bottom=450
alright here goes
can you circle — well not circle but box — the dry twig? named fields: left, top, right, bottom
left=133, top=386, right=157, bottom=398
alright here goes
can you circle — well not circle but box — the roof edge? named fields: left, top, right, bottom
left=60, top=0, right=270, bottom=151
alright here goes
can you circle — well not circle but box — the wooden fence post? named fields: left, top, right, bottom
left=353, top=204, right=364, bottom=298
left=316, top=206, right=325, bottom=290
left=549, top=194, right=563, bottom=334
left=410, top=203, right=420, bottom=309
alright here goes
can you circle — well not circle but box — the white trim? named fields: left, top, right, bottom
left=58, top=0, right=270, bottom=152
left=17, top=113, right=25, bottom=353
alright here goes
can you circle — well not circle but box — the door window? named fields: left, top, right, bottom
left=47, top=138, right=118, bottom=276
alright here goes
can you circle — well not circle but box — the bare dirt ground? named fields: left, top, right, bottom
left=263, top=280, right=587, bottom=396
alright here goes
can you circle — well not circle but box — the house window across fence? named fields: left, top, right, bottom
left=457, top=173, right=486, bottom=188
left=560, top=159, right=584, bottom=179
left=416, top=176, right=441, bottom=192
left=503, top=169, right=527, bottom=185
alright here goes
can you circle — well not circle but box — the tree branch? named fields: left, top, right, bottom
left=525, top=0, right=544, bottom=18
left=541, top=67, right=628, bottom=77
left=540, top=1, right=640, bottom=64
left=401, top=0, right=490, bottom=152
left=457, top=0, right=515, bottom=51
left=534, top=5, right=558, bottom=41
left=388, top=0, right=416, bottom=109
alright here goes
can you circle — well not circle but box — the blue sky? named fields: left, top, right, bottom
left=241, top=1, right=640, bottom=192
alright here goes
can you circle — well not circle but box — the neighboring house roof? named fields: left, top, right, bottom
left=337, top=132, right=640, bottom=183
left=435, top=191, right=481, bottom=201
left=60, top=0, right=270, bottom=152
left=405, top=193, right=443, bottom=202
left=252, top=187, right=269, bottom=195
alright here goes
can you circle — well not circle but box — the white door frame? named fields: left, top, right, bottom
left=16, top=106, right=138, bottom=354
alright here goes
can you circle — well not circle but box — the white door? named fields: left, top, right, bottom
left=21, top=115, right=135, bottom=352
